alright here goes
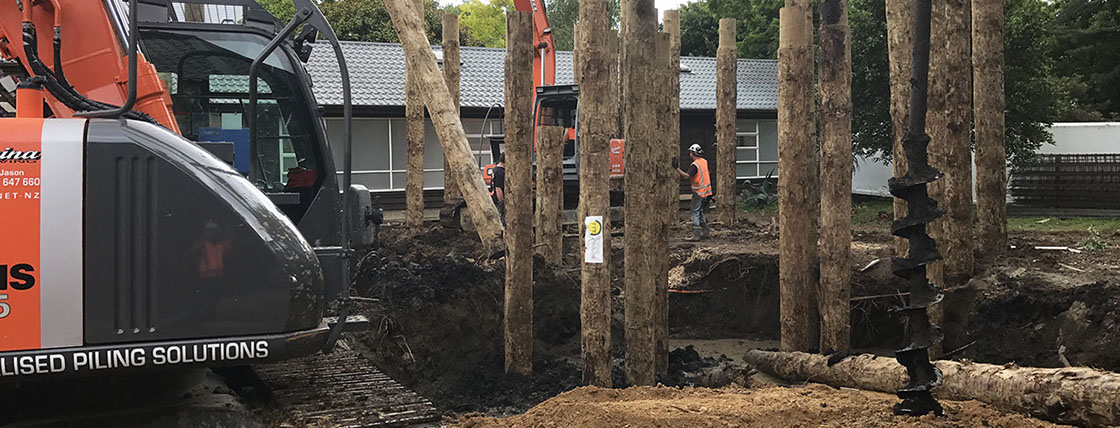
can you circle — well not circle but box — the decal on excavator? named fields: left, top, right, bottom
left=0, top=119, right=85, bottom=352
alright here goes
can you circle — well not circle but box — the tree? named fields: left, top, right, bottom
left=543, top=0, right=621, bottom=51
left=259, top=0, right=447, bottom=44
left=710, top=0, right=782, bottom=59
left=1004, top=0, right=1064, bottom=164
left=678, top=0, right=1067, bottom=168
left=459, top=0, right=515, bottom=47
left=1051, top=0, right=1120, bottom=120
left=257, top=0, right=297, bottom=21
left=679, top=1, right=719, bottom=57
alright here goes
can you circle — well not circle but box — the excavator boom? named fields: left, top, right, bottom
left=511, top=0, right=555, bottom=90
left=0, top=0, right=180, bottom=132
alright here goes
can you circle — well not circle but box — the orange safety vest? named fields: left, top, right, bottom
left=690, top=158, right=712, bottom=198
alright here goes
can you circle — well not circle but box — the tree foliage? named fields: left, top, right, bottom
left=1050, top=0, right=1120, bottom=120
left=542, top=0, right=621, bottom=51
left=256, top=0, right=297, bottom=22
left=458, top=0, right=515, bottom=47
left=678, top=0, right=1069, bottom=167
left=257, top=0, right=478, bottom=45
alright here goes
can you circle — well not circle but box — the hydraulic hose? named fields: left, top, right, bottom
left=21, top=21, right=160, bottom=125
left=887, top=0, right=944, bottom=416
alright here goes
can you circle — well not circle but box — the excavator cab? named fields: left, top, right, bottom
left=0, top=0, right=371, bottom=378
left=534, top=85, right=579, bottom=183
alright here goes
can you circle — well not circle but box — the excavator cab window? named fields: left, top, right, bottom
left=535, top=96, right=578, bottom=159
left=139, top=28, right=324, bottom=202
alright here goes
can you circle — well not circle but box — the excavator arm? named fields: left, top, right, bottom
left=0, top=0, right=179, bottom=132
left=511, top=0, right=555, bottom=90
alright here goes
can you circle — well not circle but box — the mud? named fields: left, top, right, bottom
left=356, top=218, right=1120, bottom=421
left=942, top=259, right=1120, bottom=370
left=353, top=227, right=583, bottom=415
left=456, top=384, right=1066, bottom=427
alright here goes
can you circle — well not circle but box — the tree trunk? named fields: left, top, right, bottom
left=973, top=0, right=1007, bottom=256
left=442, top=13, right=462, bottom=206
left=886, top=0, right=913, bottom=257
left=817, top=0, right=853, bottom=354
left=503, top=10, right=534, bottom=375
left=535, top=126, right=566, bottom=265
left=744, top=350, right=1120, bottom=427
left=622, top=0, right=661, bottom=386
left=927, top=0, right=974, bottom=347
left=777, top=4, right=816, bottom=353
left=716, top=18, right=738, bottom=226
left=576, top=0, right=615, bottom=387
left=405, top=0, right=426, bottom=228
left=385, top=0, right=505, bottom=252
left=657, top=9, right=682, bottom=375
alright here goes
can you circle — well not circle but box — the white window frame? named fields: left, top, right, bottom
left=334, top=117, right=503, bottom=193
left=735, top=120, right=779, bottom=179
left=735, top=121, right=761, bottom=179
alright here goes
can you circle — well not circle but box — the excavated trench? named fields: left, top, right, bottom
left=352, top=227, right=1120, bottom=416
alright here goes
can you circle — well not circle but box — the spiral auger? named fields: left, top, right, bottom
left=886, top=0, right=944, bottom=417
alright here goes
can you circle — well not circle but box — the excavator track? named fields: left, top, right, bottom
left=255, top=348, right=441, bottom=427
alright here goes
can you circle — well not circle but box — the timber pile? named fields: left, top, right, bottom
left=745, top=350, right=1120, bottom=427
left=385, top=0, right=504, bottom=252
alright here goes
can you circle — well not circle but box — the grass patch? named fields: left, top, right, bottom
left=1007, top=217, right=1120, bottom=234
left=738, top=195, right=1120, bottom=235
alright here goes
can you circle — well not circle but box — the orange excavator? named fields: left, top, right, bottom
left=479, top=0, right=624, bottom=199
left=0, top=0, right=375, bottom=378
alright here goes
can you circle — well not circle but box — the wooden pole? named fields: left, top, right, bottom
left=503, top=10, right=534, bottom=375
left=657, top=9, right=682, bottom=375
left=745, top=350, right=1120, bottom=427
left=973, top=0, right=1007, bottom=256
left=622, top=0, right=661, bottom=386
left=576, top=0, right=614, bottom=388
left=405, top=0, right=426, bottom=228
left=573, top=23, right=582, bottom=84
left=536, top=126, right=566, bottom=265
left=777, top=4, right=816, bottom=353
left=817, top=0, right=853, bottom=354
left=385, top=0, right=505, bottom=252
left=442, top=13, right=462, bottom=206
left=716, top=18, right=738, bottom=226
left=886, top=0, right=913, bottom=257
left=927, top=0, right=973, bottom=343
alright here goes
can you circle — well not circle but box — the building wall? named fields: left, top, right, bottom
left=324, top=112, right=778, bottom=194
left=679, top=112, right=779, bottom=186
left=324, top=117, right=503, bottom=192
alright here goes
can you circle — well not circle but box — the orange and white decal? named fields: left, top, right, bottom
left=0, top=119, right=85, bottom=352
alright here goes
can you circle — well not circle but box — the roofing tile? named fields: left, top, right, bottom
left=306, top=40, right=777, bottom=111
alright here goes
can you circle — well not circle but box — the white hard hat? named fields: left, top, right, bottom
left=688, top=143, right=703, bottom=154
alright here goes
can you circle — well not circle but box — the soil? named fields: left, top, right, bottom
left=352, top=227, right=583, bottom=415
left=455, top=384, right=1067, bottom=427
left=352, top=212, right=1120, bottom=425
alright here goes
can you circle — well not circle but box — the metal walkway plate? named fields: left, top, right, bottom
left=256, top=349, right=440, bottom=427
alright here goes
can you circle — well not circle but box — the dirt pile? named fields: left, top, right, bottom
left=352, top=227, right=583, bottom=414
left=943, top=259, right=1120, bottom=370
left=455, top=384, right=1065, bottom=427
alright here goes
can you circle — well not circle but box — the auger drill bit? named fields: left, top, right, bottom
left=887, top=0, right=944, bottom=416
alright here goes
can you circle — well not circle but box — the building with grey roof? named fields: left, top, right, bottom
left=304, top=41, right=779, bottom=198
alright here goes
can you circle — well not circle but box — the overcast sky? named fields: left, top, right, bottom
left=438, top=0, right=696, bottom=22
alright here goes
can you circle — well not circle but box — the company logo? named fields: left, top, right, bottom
left=0, top=148, right=42, bottom=164
left=0, top=263, right=35, bottom=319
left=0, top=263, right=36, bottom=291
left=587, top=220, right=602, bottom=236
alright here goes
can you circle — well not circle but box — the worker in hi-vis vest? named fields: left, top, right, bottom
left=676, top=143, right=712, bottom=241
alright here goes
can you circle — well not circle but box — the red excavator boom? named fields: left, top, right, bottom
left=0, top=1, right=180, bottom=132
left=511, top=0, right=555, bottom=91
